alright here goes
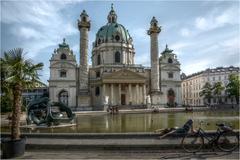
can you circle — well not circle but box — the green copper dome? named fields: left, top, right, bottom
left=94, top=4, right=132, bottom=46
left=96, top=23, right=131, bottom=43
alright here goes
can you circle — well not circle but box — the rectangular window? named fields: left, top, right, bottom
left=96, top=71, right=100, bottom=78
left=60, top=71, right=67, bottom=77
left=225, top=97, right=228, bottom=103
left=213, top=98, right=216, bottom=103
left=95, top=87, right=100, bottom=96
left=168, top=73, right=173, bottom=78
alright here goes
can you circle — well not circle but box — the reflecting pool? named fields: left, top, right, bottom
left=2, top=109, right=239, bottom=133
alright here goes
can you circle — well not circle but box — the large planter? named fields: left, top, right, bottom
left=1, top=137, right=26, bottom=159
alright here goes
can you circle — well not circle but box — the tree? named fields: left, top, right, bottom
left=0, top=48, right=44, bottom=140
left=226, top=74, right=240, bottom=104
left=212, top=82, right=225, bottom=104
left=1, top=59, right=13, bottom=112
left=200, top=82, right=212, bottom=104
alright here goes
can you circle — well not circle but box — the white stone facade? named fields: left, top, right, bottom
left=159, top=45, right=182, bottom=107
left=48, top=39, right=77, bottom=107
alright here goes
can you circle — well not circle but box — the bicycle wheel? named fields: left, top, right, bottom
left=181, top=133, right=204, bottom=153
left=217, top=130, right=239, bottom=152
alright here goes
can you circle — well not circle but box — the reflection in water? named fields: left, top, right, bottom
left=1, top=110, right=239, bottom=133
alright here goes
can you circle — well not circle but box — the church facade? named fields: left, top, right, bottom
left=48, top=5, right=182, bottom=110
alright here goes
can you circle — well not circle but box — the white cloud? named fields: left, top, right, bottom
left=180, top=28, right=191, bottom=37
left=135, top=53, right=150, bottom=66
left=182, top=59, right=211, bottom=75
left=195, top=17, right=207, bottom=30
left=131, top=28, right=147, bottom=41
left=72, top=44, right=79, bottom=54
left=220, top=37, right=239, bottom=48
left=219, top=37, right=240, bottom=56
left=179, top=5, right=239, bottom=39
left=2, top=1, right=79, bottom=59
left=194, top=6, right=239, bottom=31
left=171, top=42, right=191, bottom=51
left=17, top=27, right=43, bottom=40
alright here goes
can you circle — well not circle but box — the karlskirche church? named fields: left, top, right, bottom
left=48, top=5, right=182, bottom=110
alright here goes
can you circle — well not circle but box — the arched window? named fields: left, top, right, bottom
left=115, top=51, right=120, bottom=63
left=95, top=87, right=100, bottom=96
left=58, top=90, right=68, bottom=105
left=97, top=54, right=101, bottom=65
left=168, top=58, right=173, bottom=63
left=82, top=16, right=86, bottom=22
left=61, top=54, right=67, bottom=60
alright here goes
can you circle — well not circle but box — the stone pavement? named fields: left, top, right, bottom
left=18, top=149, right=239, bottom=159
left=26, top=137, right=182, bottom=150
left=1, top=132, right=239, bottom=159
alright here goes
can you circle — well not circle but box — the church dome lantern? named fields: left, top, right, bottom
left=92, top=4, right=135, bottom=66
left=108, top=4, right=117, bottom=23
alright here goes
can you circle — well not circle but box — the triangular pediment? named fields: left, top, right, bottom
left=161, top=65, right=180, bottom=71
left=51, top=61, right=76, bottom=68
left=103, top=69, right=146, bottom=79
left=102, top=69, right=146, bottom=84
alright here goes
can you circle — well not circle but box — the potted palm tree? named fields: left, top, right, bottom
left=1, top=48, right=44, bottom=159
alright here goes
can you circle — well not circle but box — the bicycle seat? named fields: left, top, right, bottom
left=216, top=123, right=233, bottom=131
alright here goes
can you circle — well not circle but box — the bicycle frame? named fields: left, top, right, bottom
left=196, top=127, right=222, bottom=144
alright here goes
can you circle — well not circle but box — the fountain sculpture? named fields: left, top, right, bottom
left=26, top=97, right=75, bottom=126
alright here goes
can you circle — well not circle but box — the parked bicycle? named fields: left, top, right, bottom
left=181, top=121, right=239, bottom=153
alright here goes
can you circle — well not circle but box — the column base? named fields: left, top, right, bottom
left=77, top=95, right=92, bottom=110
left=151, top=91, right=164, bottom=106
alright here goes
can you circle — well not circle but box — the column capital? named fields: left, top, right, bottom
left=147, top=17, right=161, bottom=35
left=78, top=10, right=91, bottom=31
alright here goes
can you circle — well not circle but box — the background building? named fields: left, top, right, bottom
left=181, top=66, right=239, bottom=106
left=22, top=86, right=48, bottom=106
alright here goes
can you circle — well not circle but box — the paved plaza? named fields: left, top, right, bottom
left=18, top=149, right=239, bottom=159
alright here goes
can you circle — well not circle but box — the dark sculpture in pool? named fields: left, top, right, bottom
left=26, top=97, right=75, bottom=126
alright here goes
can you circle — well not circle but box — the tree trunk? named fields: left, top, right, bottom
left=235, top=95, right=239, bottom=104
left=11, top=84, right=22, bottom=140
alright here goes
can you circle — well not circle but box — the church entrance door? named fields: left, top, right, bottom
left=167, top=89, right=176, bottom=107
left=121, top=94, right=126, bottom=105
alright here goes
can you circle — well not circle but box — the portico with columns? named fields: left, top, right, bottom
left=100, top=69, right=147, bottom=106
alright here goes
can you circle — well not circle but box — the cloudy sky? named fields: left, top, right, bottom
left=1, top=0, right=239, bottom=84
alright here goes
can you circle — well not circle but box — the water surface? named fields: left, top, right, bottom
left=2, top=109, right=239, bottom=133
